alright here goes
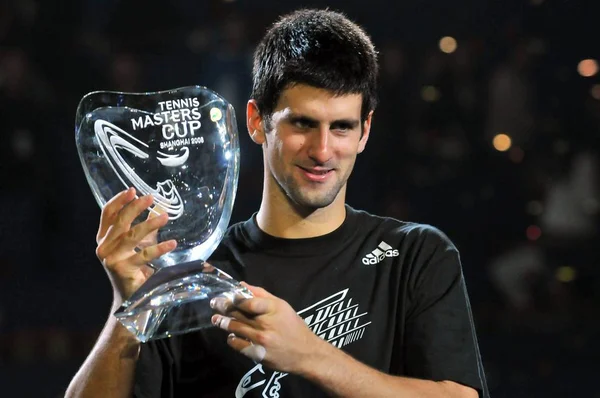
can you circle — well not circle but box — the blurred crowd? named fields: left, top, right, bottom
left=0, top=0, right=599, bottom=396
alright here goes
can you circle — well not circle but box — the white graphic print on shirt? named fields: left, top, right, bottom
left=235, top=288, right=371, bottom=398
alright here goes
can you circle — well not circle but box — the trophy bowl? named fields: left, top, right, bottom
left=75, top=86, right=250, bottom=342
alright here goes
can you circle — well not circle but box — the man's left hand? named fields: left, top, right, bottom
left=210, top=282, right=326, bottom=373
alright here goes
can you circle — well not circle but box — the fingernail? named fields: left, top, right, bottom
left=163, top=240, right=176, bottom=251
left=211, top=315, right=229, bottom=330
left=211, top=297, right=227, bottom=312
left=220, top=317, right=230, bottom=330
left=241, top=344, right=266, bottom=363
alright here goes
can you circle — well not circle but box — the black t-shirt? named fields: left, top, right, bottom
left=134, top=205, right=489, bottom=398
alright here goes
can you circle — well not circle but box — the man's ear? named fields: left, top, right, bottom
left=247, top=100, right=266, bottom=145
left=358, top=110, right=373, bottom=154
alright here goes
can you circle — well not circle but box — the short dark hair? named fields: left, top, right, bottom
left=251, top=9, right=379, bottom=123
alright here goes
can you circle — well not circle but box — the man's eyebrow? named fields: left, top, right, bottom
left=286, top=113, right=360, bottom=128
left=287, top=114, right=319, bottom=124
left=330, top=119, right=360, bottom=129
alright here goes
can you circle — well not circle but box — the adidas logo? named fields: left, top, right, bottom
left=361, top=241, right=399, bottom=265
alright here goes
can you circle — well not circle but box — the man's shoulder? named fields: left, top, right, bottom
left=207, top=217, right=252, bottom=261
left=349, top=206, right=457, bottom=252
left=223, top=218, right=250, bottom=239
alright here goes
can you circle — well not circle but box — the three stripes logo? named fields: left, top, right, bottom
left=362, top=241, right=399, bottom=265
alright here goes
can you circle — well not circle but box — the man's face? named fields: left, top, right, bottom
left=259, top=84, right=371, bottom=209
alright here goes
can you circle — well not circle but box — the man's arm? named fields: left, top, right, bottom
left=210, top=283, right=479, bottom=398
left=66, top=188, right=177, bottom=397
left=65, top=305, right=140, bottom=398
left=297, top=335, right=478, bottom=398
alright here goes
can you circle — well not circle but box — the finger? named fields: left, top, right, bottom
left=128, top=240, right=177, bottom=266
left=202, top=262, right=216, bottom=273
left=116, top=194, right=156, bottom=231
left=211, top=315, right=257, bottom=340
left=106, top=240, right=177, bottom=270
left=211, top=293, right=249, bottom=312
left=227, top=309, right=255, bottom=324
left=110, top=212, right=170, bottom=254
left=97, top=187, right=136, bottom=242
left=240, top=282, right=275, bottom=299
left=100, top=194, right=155, bottom=249
left=210, top=297, right=255, bottom=323
left=210, top=296, right=233, bottom=313
left=141, top=205, right=165, bottom=242
left=233, top=297, right=274, bottom=316
left=228, top=334, right=266, bottom=363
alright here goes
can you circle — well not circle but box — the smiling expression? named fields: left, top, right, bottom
left=255, top=84, right=372, bottom=210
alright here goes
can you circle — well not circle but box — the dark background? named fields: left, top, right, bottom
left=1, top=0, right=599, bottom=396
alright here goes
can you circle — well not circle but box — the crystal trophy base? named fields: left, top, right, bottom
left=114, top=261, right=251, bottom=342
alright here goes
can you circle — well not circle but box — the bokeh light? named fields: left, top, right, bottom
left=509, top=146, right=524, bottom=163
left=526, top=225, right=542, bottom=241
left=556, top=266, right=577, bottom=283
left=439, top=36, right=458, bottom=54
left=591, top=84, right=600, bottom=100
left=493, top=133, right=512, bottom=152
left=421, top=86, right=441, bottom=102
left=577, top=59, right=599, bottom=77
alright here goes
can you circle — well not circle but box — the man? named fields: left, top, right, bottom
left=66, top=8, right=489, bottom=398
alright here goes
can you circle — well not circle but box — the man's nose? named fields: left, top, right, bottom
left=307, top=127, right=332, bottom=164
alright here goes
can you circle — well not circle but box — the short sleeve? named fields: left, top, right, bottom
left=133, top=330, right=238, bottom=398
left=133, top=338, right=177, bottom=398
left=403, top=228, right=489, bottom=397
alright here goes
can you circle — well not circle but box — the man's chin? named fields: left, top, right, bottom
left=289, top=190, right=339, bottom=211
left=280, top=177, right=343, bottom=211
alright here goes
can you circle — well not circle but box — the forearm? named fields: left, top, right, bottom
left=298, top=340, right=477, bottom=398
left=66, top=304, right=140, bottom=398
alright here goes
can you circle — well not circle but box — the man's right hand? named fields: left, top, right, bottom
left=95, top=187, right=177, bottom=306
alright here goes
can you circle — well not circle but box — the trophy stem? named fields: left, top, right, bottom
left=114, top=262, right=251, bottom=342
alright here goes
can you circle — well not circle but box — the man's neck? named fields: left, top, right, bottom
left=256, top=185, right=347, bottom=239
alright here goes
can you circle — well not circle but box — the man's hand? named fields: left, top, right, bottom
left=210, top=283, right=480, bottom=398
left=95, top=187, right=177, bottom=306
left=210, top=283, right=326, bottom=373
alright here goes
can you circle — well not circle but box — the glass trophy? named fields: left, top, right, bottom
left=75, top=86, right=251, bottom=342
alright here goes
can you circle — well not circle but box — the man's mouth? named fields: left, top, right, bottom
left=298, top=166, right=334, bottom=182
